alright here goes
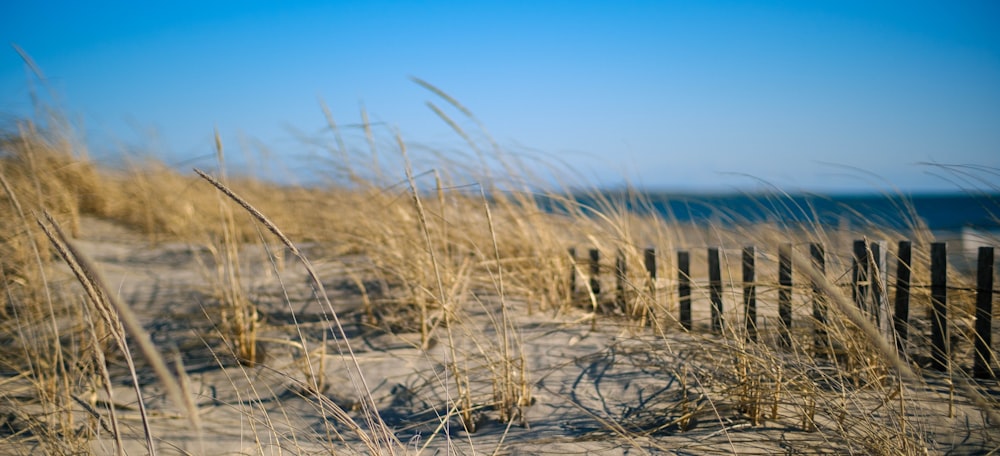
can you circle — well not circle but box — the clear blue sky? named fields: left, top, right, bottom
left=2, top=1, right=999, bottom=192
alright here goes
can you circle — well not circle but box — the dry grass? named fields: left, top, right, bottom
left=1, top=92, right=999, bottom=455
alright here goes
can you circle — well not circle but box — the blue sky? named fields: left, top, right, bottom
left=2, top=1, right=999, bottom=192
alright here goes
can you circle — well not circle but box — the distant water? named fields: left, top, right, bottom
left=566, top=192, right=1000, bottom=232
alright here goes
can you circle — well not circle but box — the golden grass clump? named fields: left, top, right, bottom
left=0, top=121, right=113, bottom=454
left=1, top=85, right=998, bottom=454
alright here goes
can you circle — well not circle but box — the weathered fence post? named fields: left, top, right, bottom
left=709, top=247, right=723, bottom=333
left=779, top=243, right=793, bottom=348
left=644, top=248, right=656, bottom=323
left=853, top=240, right=870, bottom=315
left=644, top=248, right=656, bottom=294
left=930, top=242, right=949, bottom=371
left=743, top=246, right=757, bottom=342
left=589, top=248, right=601, bottom=297
left=893, top=241, right=912, bottom=355
left=615, top=249, right=627, bottom=311
left=974, top=246, right=994, bottom=379
left=811, top=243, right=827, bottom=354
left=678, top=251, right=692, bottom=330
left=568, top=248, right=577, bottom=298
left=871, top=241, right=890, bottom=336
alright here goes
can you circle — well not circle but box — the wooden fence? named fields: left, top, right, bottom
left=569, top=241, right=997, bottom=379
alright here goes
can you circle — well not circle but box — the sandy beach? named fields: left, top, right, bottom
left=4, top=213, right=993, bottom=455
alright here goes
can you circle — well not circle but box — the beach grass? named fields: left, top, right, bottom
left=1, top=97, right=999, bottom=455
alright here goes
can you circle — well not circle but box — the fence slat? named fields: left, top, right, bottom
left=568, top=248, right=577, bottom=297
left=709, top=247, right=723, bottom=333
left=644, top=248, right=656, bottom=323
left=930, top=242, right=949, bottom=371
left=743, top=246, right=757, bottom=342
left=678, top=251, right=691, bottom=330
left=616, top=249, right=627, bottom=311
left=589, top=249, right=601, bottom=297
left=871, top=241, right=888, bottom=329
left=811, top=243, right=827, bottom=354
left=974, top=246, right=994, bottom=379
left=779, top=243, right=793, bottom=348
left=893, top=241, right=912, bottom=355
left=644, top=248, right=656, bottom=293
left=853, top=240, right=870, bottom=314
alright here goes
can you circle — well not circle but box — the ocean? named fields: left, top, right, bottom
left=570, top=192, right=1000, bottom=232
left=552, top=192, right=1000, bottom=262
